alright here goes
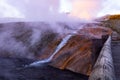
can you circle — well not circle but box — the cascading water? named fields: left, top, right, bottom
left=26, top=34, right=73, bottom=67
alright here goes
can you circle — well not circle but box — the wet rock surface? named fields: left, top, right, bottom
left=0, top=22, right=112, bottom=78
left=48, top=27, right=111, bottom=75
left=0, top=57, right=88, bottom=80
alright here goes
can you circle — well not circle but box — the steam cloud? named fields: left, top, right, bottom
left=0, top=0, right=120, bottom=20
left=0, top=0, right=119, bottom=60
left=0, top=0, right=61, bottom=20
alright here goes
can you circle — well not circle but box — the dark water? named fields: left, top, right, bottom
left=0, top=57, right=88, bottom=80
left=112, top=41, right=120, bottom=80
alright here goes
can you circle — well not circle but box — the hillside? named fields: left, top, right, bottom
left=96, top=14, right=120, bottom=40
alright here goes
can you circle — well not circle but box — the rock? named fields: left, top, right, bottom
left=36, top=26, right=112, bottom=75
left=0, top=21, right=112, bottom=76
left=97, top=14, right=120, bottom=41
left=89, top=36, right=116, bottom=80
left=50, top=34, right=95, bottom=75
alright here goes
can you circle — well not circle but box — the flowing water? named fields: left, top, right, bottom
left=27, top=34, right=73, bottom=67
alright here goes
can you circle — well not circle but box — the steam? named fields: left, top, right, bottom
left=0, top=21, right=85, bottom=59
left=0, top=0, right=120, bottom=20
left=0, top=0, right=24, bottom=18
left=5, top=0, right=60, bottom=20
left=1, top=0, right=119, bottom=67
left=0, top=0, right=78, bottom=22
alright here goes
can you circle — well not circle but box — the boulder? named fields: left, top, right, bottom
left=37, top=26, right=112, bottom=75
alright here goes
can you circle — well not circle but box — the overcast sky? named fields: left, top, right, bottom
left=0, top=0, right=120, bottom=19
